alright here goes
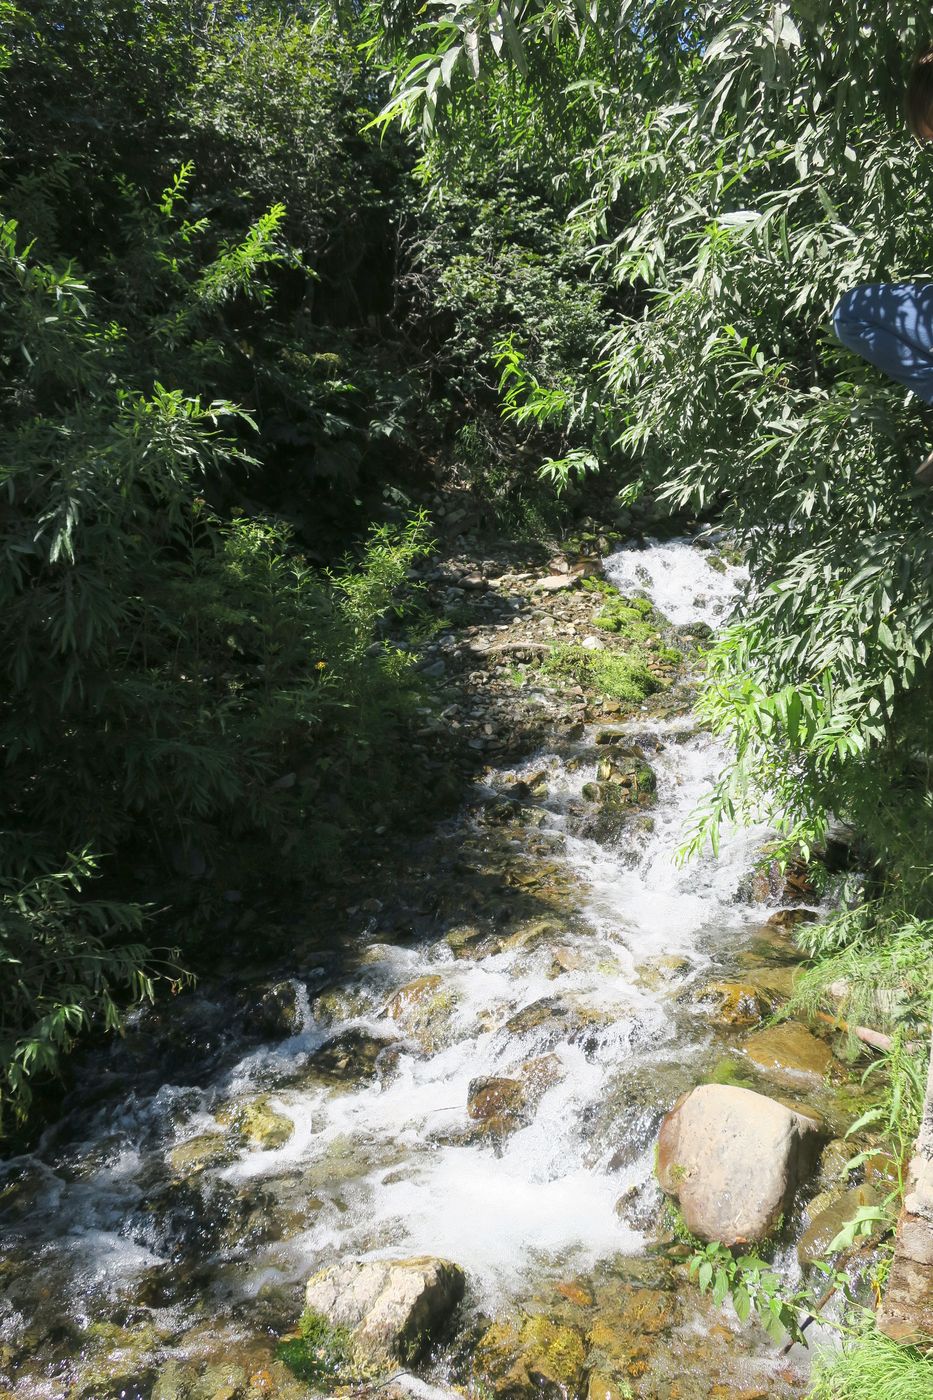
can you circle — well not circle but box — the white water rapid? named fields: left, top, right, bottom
left=1, top=536, right=828, bottom=1400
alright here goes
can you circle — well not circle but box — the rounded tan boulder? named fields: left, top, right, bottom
left=657, top=1084, right=823, bottom=1245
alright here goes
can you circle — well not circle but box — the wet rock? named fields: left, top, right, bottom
left=244, top=980, right=304, bottom=1039
left=615, top=1178, right=663, bottom=1232
left=589, top=1287, right=677, bottom=1345
left=467, top=1076, right=530, bottom=1135
left=733, top=962, right=800, bottom=999
left=767, top=908, right=819, bottom=929
left=218, top=1095, right=293, bottom=1150
left=312, top=986, right=372, bottom=1026
left=301, top=1028, right=398, bottom=1085
left=572, top=786, right=636, bottom=843
left=505, top=997, right=569, bottom=1038
left=549, top=945, right=585, bottom=977
left=657, top=1084, right=823, bottom=1245
left=304, top=1256, right=465, bottom=1365
left=798, top=1184, right=882, bottom=1265
left=555, top=1280, right=594, bottom=1308
left=520, top=1053, right=564, bottom=1106
left=596, top=755, right=656, bottom=796
left=501, top=919, right=566, bottom=955
left=742, top=1022, right=833, bottom=1084
left=384, top=974, right=456, bottom=1052
left=151, top=1361, right=195, bottom=1400
left=698, top=981, right=777, bottom=1028
left=817, top=1137, right=853, bottom=1187
left=587, top=1372, right=625, bottom=1400
left=505, top=998, right=611, bottom=1054
left=189, top=1362, right=248, bottom=1400
left=635, top=955, right=689, bottom=992
left=475, top=1314, right=587, bottom=1398
left=168, top=1132, right=234, bottom=1176
left=446, top=923, right=503, bottom=960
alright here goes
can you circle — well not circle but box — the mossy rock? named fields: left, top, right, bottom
left=168, top=1131, right=234, bottom=1176
left=475, top=1314, right=587, bottom=1398
left=218, top=1094, right=293, bottom=1150
left=698, top=981, right=777, bottom=1029
left=384, top=974, right=457, bottom=1052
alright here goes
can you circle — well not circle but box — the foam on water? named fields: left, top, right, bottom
left=205, top=537, right=765, bottom=1305
left=605, top=535, right=747, bottom=628
left=0, top=533, right=795, bottom=1382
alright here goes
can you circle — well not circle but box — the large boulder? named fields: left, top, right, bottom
left=657, top=1084, right=823, bottom=1245
left=304, top=1256, right=465, bottom=1365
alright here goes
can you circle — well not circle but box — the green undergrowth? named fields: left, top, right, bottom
left=593, top=591, right=656, bottom=641
left=787, top=902, right=933, bottom=1047
left=277, top=1309, right=364, bottom=1387
left=807, top=1324, right=933, bottom=1400
left=540, top=644, right=660, bottom=704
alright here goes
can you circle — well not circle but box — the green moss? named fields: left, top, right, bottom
left=659, top=1198, right=705, bottom=1248
left=580, top=576, right=618, bottom=596
left=541, top=644, right=660, bottom=704
left=277, top=1309, right=357, bottom=1386
left=705, top=1057, right=756, bottom=1089
left=593, top=593, right=657, bottom=641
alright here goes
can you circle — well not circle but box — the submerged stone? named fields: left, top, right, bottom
left=698, top=981, right=777, bottom=1028
left=742, top=1021, right=833, bottom=1084
left=475, top=1314, right=587, bottom=1398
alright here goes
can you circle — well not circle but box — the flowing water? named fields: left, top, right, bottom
left=0, top=538, right=843, bottom=1399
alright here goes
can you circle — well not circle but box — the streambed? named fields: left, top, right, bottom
left=0, top=538, right=864, bottom=1400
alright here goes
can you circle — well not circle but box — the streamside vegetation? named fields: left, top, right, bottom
left=0, top=0, right=604, bottom=1128
left=364, top=1, right=933, bottom=1390
left=2, top=3, right=932, bottom=1388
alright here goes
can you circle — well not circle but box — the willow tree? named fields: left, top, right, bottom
left=363, top=0, right=933, bottom=1354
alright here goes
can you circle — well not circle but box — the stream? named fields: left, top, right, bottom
left=0, top=537, right=859, bottom=1400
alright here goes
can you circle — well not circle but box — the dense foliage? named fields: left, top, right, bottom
left=366, top=4, right=933, bottom=1386
left=368, top=0, right=933, bottom=1046
left=3, top=13, right=932, bottom=1390
left=0, top=0, right=619, bottom=1126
